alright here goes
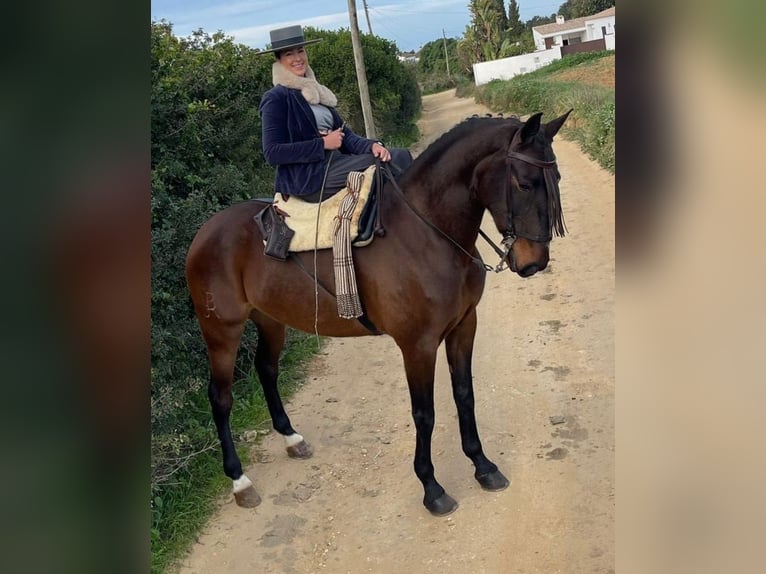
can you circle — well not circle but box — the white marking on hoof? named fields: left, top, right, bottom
left=232, top=474, right=253, bottom=494
left=284, top=433, right=305, bottom=447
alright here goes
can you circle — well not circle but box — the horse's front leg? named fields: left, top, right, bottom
left=401, top=343, right=459, bottom=516
left=445, top=308, right=510, bottom=491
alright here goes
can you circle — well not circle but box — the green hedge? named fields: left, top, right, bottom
left=151, top=21, right=421, bottom=573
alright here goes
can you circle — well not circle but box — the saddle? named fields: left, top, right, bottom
left=254, top=165, right=379, bottom=261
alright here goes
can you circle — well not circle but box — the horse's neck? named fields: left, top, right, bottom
left=398, top=135, right=504, bottom=249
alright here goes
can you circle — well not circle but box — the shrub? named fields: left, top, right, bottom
left=151, top=21, right=422, bottom=572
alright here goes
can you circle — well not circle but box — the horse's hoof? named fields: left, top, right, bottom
left=286, top=440, right=314, bottom=459
left=233, top=485, right=262, bottom=508
left=476, top=469, right=510, bottom=491
left=425, top=493, right=459, bottom=516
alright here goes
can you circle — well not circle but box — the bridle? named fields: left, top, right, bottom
left=477, top=147, right=566, bottom=271
left=505, top=149, right=566, bottom=241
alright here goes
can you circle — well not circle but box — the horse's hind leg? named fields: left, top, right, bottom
left=251, top=310, right=313, bottom=459
left=202, top=319, right=262, bottom=508
left=445, top=308, right=509, bottom=491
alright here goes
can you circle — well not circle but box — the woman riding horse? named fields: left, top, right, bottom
left=259, top=25, right=412, bottom=204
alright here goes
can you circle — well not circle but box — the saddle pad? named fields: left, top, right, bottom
left=273, top=165, right=376, bottom=252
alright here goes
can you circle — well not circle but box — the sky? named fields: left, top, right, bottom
left=150, top=0, right=564, bottom=53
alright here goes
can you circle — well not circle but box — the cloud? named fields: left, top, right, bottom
left=229, top=12, right=350, bottom=48
left=151, top=0, right=478, bottom=51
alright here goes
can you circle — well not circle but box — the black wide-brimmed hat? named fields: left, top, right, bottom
left=258, top=25, right=322, bottom=55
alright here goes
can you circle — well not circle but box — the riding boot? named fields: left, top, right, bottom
left=263, top=207, right=294, bottom=261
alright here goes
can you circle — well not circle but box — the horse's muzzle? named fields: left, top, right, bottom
left=509, top=239, right=549, bottom=277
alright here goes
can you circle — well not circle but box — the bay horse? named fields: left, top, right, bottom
left=185, top=110, right=571, bottom=515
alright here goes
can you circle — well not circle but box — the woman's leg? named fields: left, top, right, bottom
left=323, top=152, right=378, bottom=192
left=299, top=148, right=413, bottom=203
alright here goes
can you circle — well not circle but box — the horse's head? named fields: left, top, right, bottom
left=474, top=110, right=572, bottom=277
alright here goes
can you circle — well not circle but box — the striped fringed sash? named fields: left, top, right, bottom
left=332, top=171, right=364, bottom=319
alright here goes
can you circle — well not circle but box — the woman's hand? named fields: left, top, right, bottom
left=322, top=128, right=344, bottom=150
left=371, top=142, right=391, bottom=162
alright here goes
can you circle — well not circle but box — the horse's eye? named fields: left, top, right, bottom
left=519, top=183, right=532, bottom=192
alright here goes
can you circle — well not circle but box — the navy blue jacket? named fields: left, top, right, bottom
left=259, top=85, right=375, bottom=196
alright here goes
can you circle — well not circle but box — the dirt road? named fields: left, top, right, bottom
left=179, top=90, right=614, bottom=574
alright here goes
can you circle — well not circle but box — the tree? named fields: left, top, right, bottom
left=463, top=0, right=508, bottom=62
left=525, top=14, right=557, bottom=31
left=416, top=37, right=464, bottom=94
left=418, top=38, right=458, bottom=75
left=557, top=0, right=615, bottom=20
left=305, top=28, right=420, bottom=138
left=491, top=0, right=508, bottom=33
left=507, top=0, right=524, bottom=40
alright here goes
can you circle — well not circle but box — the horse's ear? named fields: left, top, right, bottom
left=511, top=112, right=543, bottom=148
left=544, top=108, right=573, bottom=140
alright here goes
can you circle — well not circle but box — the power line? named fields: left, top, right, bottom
left=362, top=0, right=374, bottom=35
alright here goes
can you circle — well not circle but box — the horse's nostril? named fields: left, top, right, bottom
left=518, top=264, right=539, bottom=277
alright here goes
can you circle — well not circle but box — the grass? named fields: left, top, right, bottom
left=151, top=328, right=324, bottom=574
left=473, top=51, right=615, bottom=173
left=522, top=50, right=612, bottom=78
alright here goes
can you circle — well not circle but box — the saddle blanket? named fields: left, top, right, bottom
left=273, top=165, right=376, bottom=252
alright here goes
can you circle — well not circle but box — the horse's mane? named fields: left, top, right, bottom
left=407, top=115, right=522, bottom=178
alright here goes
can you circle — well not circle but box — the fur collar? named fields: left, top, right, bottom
left=272, top=62, right=338, bottom=107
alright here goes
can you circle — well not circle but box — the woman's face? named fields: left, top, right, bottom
left=277, top=47, right=308, bottom=77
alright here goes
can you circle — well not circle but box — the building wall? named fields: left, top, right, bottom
left=534, top=27, right=587, bottom=50
left=585, top=15, right=616, bottom=41
left=473, top=47, right=561, bottom=86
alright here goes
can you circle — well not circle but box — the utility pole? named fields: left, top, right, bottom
left=442, top=28, right=451, bottom=79
left=347, top=0, right=376, bottom=138
left=362, top=0, right=373, bottom=35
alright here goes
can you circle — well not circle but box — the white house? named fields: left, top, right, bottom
left=397, top=51, right=419, bottom=63
left=473, top=6, right=615, bottom=86
left=532, top=6, right=615, bottom=52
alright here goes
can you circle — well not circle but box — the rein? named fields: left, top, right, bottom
left=380, top=163, right=495, bottom=273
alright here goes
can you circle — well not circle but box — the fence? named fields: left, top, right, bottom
left=560, top=38, right=606, bottom=57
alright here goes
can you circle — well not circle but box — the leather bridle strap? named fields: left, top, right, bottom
left=506, top=150, right=557, bottom=168
left=505, top=150, right=567, bottom=240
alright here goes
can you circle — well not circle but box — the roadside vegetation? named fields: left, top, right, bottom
left=472, top=51, right=615, bottom=172
left=151, top=21, right=420, bottom=574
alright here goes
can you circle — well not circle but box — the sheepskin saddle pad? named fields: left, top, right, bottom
left=274, top=165, right=377, bottom=252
